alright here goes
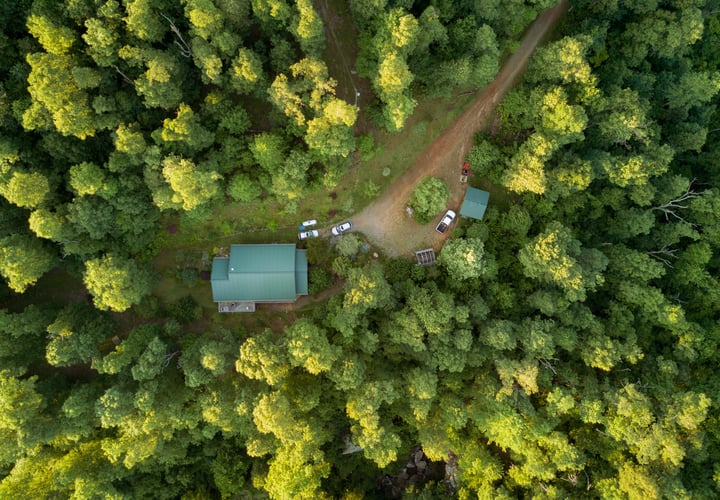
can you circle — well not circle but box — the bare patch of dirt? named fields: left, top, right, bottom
left=351, top=0, right=569, bottom=257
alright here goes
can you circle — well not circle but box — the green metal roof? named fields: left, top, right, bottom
left=295, top=250, right=308, bottom=295
left=212, top=257, right=229, bottom=280
left=460, top=187, right=490, bottom=220
left=228, top=244, right=296, bottom=274
left=210, top=244, right=308, bottom=302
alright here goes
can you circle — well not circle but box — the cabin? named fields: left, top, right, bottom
left=210, top=244, right=308, bottom=312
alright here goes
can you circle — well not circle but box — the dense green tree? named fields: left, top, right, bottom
left=124, top=0, right=169, bottom=42
left=346, top=379, right=402, bottom=467
left=519, top=222, right=608, bottom=302
left=227, top=172, right=262, bottom=203
left=184, top=0, right=224, bottom=41
left=132, top=49, right=184, bottom=110
left=83, top=254, right=154, bottom=311
left=46, top=302, right=115, bottom=367
left=23, top=52, right=96, bottom=138
left=292, top=0, right=325, bottom=56
left=67, top=195, right=117, bottom=241
left=27, top=1, right=76, bottom=55
left=251, top=0, right=293, bottom=26
left=596, top=86, right=654, bottom=147
left=438, top=237, right=492, bottom=282
left=180, top=330, right=237, bottom=387
left=267, top=57, right=357, bottom=158
left=467, top=139, right=502, bottom=179
left=602, top=145, right=674, bottom=188
left=0, top=306, right=50, bottom=376
left=27, top=207, right=76, bottom=249
left=269, top=148, right=313, bottom=201
left=68, top=162, right=117, bottom=198
left=343, top=261, right=393, bottom=312
left=662, top=69, right=720, bottom=111
left=374, top=51, right=415, bottom=131
left=250, top=132, right=288, bottom=174
left=82, top=13, right=121, bottom=67
left=527, top=35, right=596, bottom=90
left=408, top=176, right=449, bottom=224
left=0, top=234, right=55, bottom=293
left=156, top=103, right=215, bottom=153
left=131, top=335, right=169, bottom=381
left=160, top=155, right=221, bottom=211
left=230, top=48, right=266, bottom=94
left=237, top=331, right=290, bottom=386
left=114, top=123, right=147, bottom=158
left=502, top=133, right=556, bottom=195
left=93, top=324, right=162, bottom=375
left=268, top=57, right=335, bottom=128
left=376, top=52, right=413, bottom=99
left=285, top=318, right=338, bottom=375
left=304, top=98, right=357, bottom=158
left=621, top=6, right=704, bottom=64
left=0, top=170, right=50, bottom=208
left=537, top=86, right=588, bottom=145
left=336, top=234, right=361, bottom=257
left=190, top=37, right=224, bottom=84
left=0, top=371, right=48, bottom=455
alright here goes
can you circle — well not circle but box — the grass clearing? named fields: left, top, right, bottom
left=152, top=90, right=481, bottom=313
left=351, top=93, right=477, bottom=204
left=150, top=0, right=494, bottom=318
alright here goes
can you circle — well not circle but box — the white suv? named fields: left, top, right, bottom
left=331, top=221, right=352, bottom=236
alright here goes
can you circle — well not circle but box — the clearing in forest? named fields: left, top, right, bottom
left=351, top=0, right=570, bottom=257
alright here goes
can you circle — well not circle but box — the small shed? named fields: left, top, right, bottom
left=460, top=187, right=490, bottom=220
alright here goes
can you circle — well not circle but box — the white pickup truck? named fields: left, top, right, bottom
left=435, top=209, right=456, bottom=234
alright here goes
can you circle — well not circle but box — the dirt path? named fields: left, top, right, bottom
left=351, top=0, right=569, bottom=257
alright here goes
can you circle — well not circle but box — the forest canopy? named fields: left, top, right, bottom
left=1, top=0, right=720, bottom=498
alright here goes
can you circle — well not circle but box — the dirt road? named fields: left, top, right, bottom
left=351, top=0, right=569, bottom=257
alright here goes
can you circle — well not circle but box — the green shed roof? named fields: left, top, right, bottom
left=460, top=187, right=490, bottom=220
left=211, top=244, right=308, bottom=302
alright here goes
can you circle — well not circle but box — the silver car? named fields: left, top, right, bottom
left=298, top=230, right=319, bottom=240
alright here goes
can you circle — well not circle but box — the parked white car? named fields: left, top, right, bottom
left=331, top=221, right=353, bottom=236
left=298, top=230, right=319, bottom=240
left=301, top=219, right=317, bottom=227
left=435, top=210, right=456, bottom=234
